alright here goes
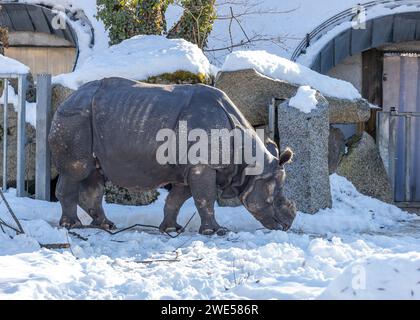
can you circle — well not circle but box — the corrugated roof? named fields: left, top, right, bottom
left=311, top=12, right=420, bottom=73
left=0, top=2, right=77, bottom=47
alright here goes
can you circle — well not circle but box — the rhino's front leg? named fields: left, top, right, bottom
left=159, top=184, right=192, bottom=233
left=188, top=165, right=226, bottom=235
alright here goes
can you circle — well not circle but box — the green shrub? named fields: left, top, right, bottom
left=167, top=0, right=216, bottom=49
left=97, top=0, right=171, bottom=45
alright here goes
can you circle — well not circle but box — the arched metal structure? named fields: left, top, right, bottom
left=0, top=3, right=77, bottom=46
left=291, top=1, right=420, bottom=74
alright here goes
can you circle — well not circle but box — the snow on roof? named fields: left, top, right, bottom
left=20, top=0, right=110, bottom=66
left=0, top=55, right=29, bottom=75
left=53, top=35, right=212, bottom=90
left=221, top=50, right=361, bottom=100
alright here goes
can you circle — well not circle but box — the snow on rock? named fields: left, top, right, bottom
left=54, top=35, right=212, bottom=90
left=221, top=50, right=361, bottom=100
left=289, top=86, right=318, bottom=113
left=0, top=174, right=419, bottom=299
left=320, top=253, right=420, bottom=300
left=0, top=55, right=30, bottom=75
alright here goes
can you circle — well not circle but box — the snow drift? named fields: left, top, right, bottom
left=0, top=174, right=418, bottom=299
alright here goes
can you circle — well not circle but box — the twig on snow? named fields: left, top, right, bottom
left=74, top=212, right=197, bottom=239
left=39, top=243, right=71, bottom=250
left=0, top=189, right=24, bottom=234
left=68, top=231, right=88, bottom=241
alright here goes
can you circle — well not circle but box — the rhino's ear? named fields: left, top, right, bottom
left=279, top=148, right=293, bottom=166
left=265, top=138, right=279, bottom=159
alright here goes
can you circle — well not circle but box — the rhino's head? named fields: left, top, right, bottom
left=240, top=142, right=297, bottom=231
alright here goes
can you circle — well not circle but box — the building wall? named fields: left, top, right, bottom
left=5, top=47, right=77, bottom=76
left=327, top=54, right=362, bottom=92
left=327, top=54, right=363, bottom=138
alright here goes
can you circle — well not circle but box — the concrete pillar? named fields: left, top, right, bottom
left=278, top=94, right=332, bottom=214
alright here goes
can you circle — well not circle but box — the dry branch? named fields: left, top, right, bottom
left=40, top=243, right=71, bottom=250
left=0, top=189, right=24, bottom=234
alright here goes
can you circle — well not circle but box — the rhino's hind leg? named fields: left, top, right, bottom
left=56, top=175, right=82, bottom=229
left=188, top=165, right=226, bottom=236
left=78, top=169, right=116, bottom=230
left=160, top=184, right=191, bottom=233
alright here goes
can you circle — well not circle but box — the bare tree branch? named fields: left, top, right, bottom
left=0, top=189, right=24, bottom=234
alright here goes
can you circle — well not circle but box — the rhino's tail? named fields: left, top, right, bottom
left=49, top=80, right=102, bottom=181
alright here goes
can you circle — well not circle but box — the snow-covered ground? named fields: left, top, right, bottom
left=0, top=175, right=419, bottom=300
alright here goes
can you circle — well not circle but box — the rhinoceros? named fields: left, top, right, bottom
left=49, top=77, right=296, bottom=235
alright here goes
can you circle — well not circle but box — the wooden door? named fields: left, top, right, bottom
left=5, top=47, right=77, bottom=76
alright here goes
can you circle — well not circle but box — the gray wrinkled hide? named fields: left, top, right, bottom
left=278, top=96, right=332, bottom=214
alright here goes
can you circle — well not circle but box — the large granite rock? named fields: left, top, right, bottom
left=52, top=84, right=75, bottom=113
left=328, top=127, right=346, bottom=174
left=215, top=68, right=371, bottom=126
left=337, top=132, right=393, bottom=203
left=217, top=189, right=242, bottom=207
left=104, top=182, right=159, bottom=206
left=278, top=95, right=332, bottom=214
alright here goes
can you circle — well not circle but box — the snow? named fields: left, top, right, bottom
left=0, top=56, right=35, bottom=127
left=321, top=252, right=420, bottom=299
left=289, top=86, right=318, bottom=113
left=0, top=55, right=30, bottom=75
left=54, top=35, right=212, bottom=90
left=0, top=174, right=419, bottom=299
left=221, top=50, right=361, bottom=100
left=0, top=85, right=37, bottom=128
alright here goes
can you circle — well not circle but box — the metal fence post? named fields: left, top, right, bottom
left=16, top=75, right=27, bottom=197
left=388, top=108, right=398, bottom=200
left=2, top=79, right=8, bottom=191
left=268, top=98, right=276, bottom=140
left=404, top=115, right=412, bottom=202
left=35, top=74, right=52, bottom=201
